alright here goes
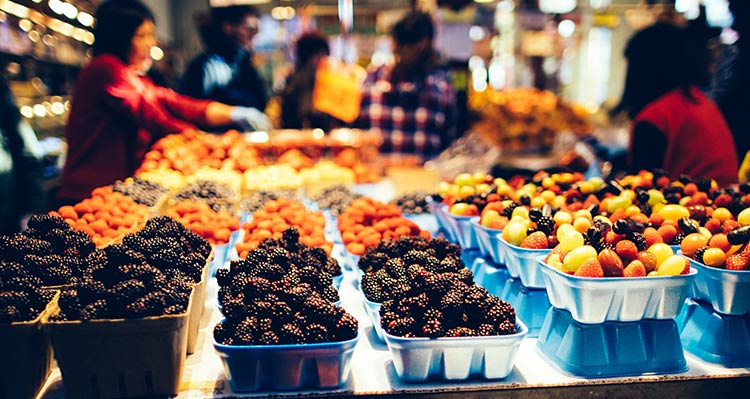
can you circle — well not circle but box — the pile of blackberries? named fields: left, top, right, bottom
left=175, top=180, right=236, bottom=212
left=391, top=192, right=431, bottom=214
left=0, top=279, right=55, bottom=323
left=112, top=178, right=169, bottom=207
left=358, top=235, right=461, bottom=275
left=312, top=185, right=361, bottom=217
left=217, top=227, right=340, bottom=305
left=0, top=214, right=96, bottom=286
left=241, top=189, right=297, bottom=213
left=214, top=228, right=357, bottom=345
left=122, top=216, right=212, bottom=284
left=52, top=245, right=192, bottom=321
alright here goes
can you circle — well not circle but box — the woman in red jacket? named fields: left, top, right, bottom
left=59, top=0, right=270, bottom=202
left=613, top=23, right=738, bottom=186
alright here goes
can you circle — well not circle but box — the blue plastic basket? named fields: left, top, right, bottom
left=360, top=287, right=386, bottom=344
left=538, top=258, right=697, bottom=324
left=469, top=218, right=504, bottom=264
left=501, top=278, right=550, bottom=338
left=322, top=210, right=343, bottom=244
left=677, top=299, right=750, bottom=367
left=383, top=322, right=527, bottom=382
left=405, top=213, right=439, bottom=237
left=537, top=307, right=688, bottom=378
left=428, top=200, right=458, bottom=243
left=471, top=257, right=511, bottom=299
left=679, top=251, right=750, bottom=316
left=213, top=333, right=358, bottom=392
left=497, top=237, right=550, bottom=288
left=447, top=213, right=480, bottom=250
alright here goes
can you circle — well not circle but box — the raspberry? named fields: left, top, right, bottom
left=725, top=244, right=750, bottom=271
left=704, top=218, right=722, bottom=235
left=574, top=258, right=604, bottom=278
left=520, top=231, right=548, bottom=249
left=615, top=240, right=639, bottom=261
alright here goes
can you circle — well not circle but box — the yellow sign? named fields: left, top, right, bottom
left=312, top=58, right=367, bottom=124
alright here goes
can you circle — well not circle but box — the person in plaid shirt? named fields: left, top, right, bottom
left=355, top=11, right=458, bottom=158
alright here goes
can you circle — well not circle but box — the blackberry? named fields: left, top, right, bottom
left=216, top=268, right=231, bottom=287
left=125, top=292, right=167, bottom=318
left=253, top=262, right=286, bottom=281
left=79, top=299, right=111, bottom=321
left=693, top=246, right=710, bottom=263
left=286, top=284, right=313, bottom=307
left=536, top=216, right=555, bottom=235
left=109, top=279, right=147, bottom=305
left=304, top=323, right=329, bottom=343
left=282, top=228, right=300, bottom=246
left=270, top=301, right=293, bottom=322
left=421, top=318, right=444, bottom=338
left=385, top=316, right=416, bottom=337
left=279, top=323, right=306, bottom=344
left=628, top=232, right=648, bottom=252
left=214, top=322, right=232, bottom=342
left=477, top=323, right=496, bottom=336
left=104, top=245, right=147, bottom=266
left=164, top=304, right=187, bottom=315
left=325, top=258, right=342, bottom=277
left=333, top=313, right=358, bottom=341
left=0, top=305, right=21, bottom=323
left=400, top=293, right=430, bottom=315
left=501, top=203, right=518, bottom=218
left=672, top=233, right=685, bottom=245
left=322, top=286, right=339, bottom=303
left=486, top=301, right=516, bottom=325
left=27, top=214, right=70, bottom=233
left=456, top=268, right=474, bottom=285
left=445, top=327, right=477, bottom=337
left=402, top=250, right=428, bottom=267
left=423, top=308, right=444, bottom=321
left=58, top=290, right=81, bottom=314
left=497, top=319, right=517, bottom=335
left=118, top=264, right=161, bottom=282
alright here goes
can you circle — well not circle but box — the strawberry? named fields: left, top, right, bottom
left=723, top=219, right=741, bottom=234
left=604, top=231, right=625, bottom=245
left=649, top=212, right=664, bottom=227
left=574, top=258, right=604, bottom=278
left=656, top=176, right=671, bottom=188
left=714, top=194, right=732, bottom=208
left=623, top=260, right=647, bottom=277
left=615, top=240, right=639, bottom=261
left=725, top=244, right=750, bottom=271
left=704, top=218, right=722, bottom=235
left=521, top=231, right=549, bottom=249
left=683, top=183, right=698, bottom=196
left=642, top=227, right=663, bottom=247
left=657, top=225, right=677, bottom=245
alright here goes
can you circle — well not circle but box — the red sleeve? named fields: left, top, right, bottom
left=153, top=86, right=212, bottom=127
left=90, top=56, right=204, bottom=136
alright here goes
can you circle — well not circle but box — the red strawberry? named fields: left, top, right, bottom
left=704, top=218, right=722, bottom=235
left=691, top=192, right=709, bottom=206
left=605, top=231, right=625, bottom=245
left=725, top=244, right=750, bottom=271
left=656, top=176, right=671, bottom=188
left=623, top=260, right=647, bottom=277
left=715, top=194, right=732, bottom=208
left=642, top=227, right=663, bottom=247
left=574, top=258, right=604, bottom=278
left=657, top=225, right=677, bottom=245
left=723, top=219, right=741, bottom=234
left=683, top=183, right=698, bottom=196
left=615, top=240, right=639, bottom=262
left=521, top=231, right=549, bottom=249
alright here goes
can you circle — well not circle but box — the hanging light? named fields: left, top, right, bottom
left=539, top=0, right=576, bottom=14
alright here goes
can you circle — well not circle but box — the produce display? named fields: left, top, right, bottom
left=111, top=177, right=170, bottom=207
left=338, top=198, right=430, bottom=256
left=174, top=180, right=236, bottom=212
left=136, top=168, right=186, bottom=191
left=244, top=165, right=302, bottom=192
left=240, top=189, right=298, bottom=213
left=470, top=87, right=594, bottom=152
left=391, top=192, right=431, bottom=215
left=52, top=186, right=149, bottom=247
left=299, top=161, right=356, bottom=185
left=312, top=184, right=361, bottom=216
left=165, top=200, right=240, bottom=246
left=186, top=167, right=244, bottom=194
left=235, top=198, right=332, bottom=257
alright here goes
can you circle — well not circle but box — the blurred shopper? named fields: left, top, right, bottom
left=613, top=23, right=737, bottom=186
left=280, top=31, right=335, bottom=130
left=712, top=0, right=750, bottom=170
left=60, top=0, right=271, bottom=203
left=0, top=77, right=44, bottom=234
left=355, top=11, right=458, bottom=158
left=180, top=5, right=268, bottom=112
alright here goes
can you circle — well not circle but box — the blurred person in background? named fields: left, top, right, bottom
left=712, top=0, right=750, bottom=175
left=181, top=5, right=269, bottom=113
left=280, top=31, right=337, bottom=130
left=613, top=23, right=737, bottom=186
left=59, top=0, right=272, bottom=203
left=355, top=11, right=458, bottom=159
left=0, top=77, right=44, bottom=234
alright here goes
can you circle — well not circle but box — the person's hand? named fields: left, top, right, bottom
left=230, top=107, right=273, bottom=132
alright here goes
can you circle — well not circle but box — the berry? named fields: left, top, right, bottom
left=642, top=227, right=663, bottom=247
left=615, top=240, right=639, bottom=261
left=623, top=260, right=647, bottom=277
left=574, top=258, right=604, bottom=278
left=520, top=231, right=548, bottom=249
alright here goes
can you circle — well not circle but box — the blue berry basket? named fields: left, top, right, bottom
left=322, top=210, right=343, bottom=244
left=359, top=286, right=386, bottom=344
left=210, top=230, right=241, bottom=277
left=446, top=213, right=480, bottom=250
left=336, top=246, right=360, bottom=273
left=501, top=278, right=550, bottom=338
left=537, top=258, right=697, bottom=324
left=469, top=218, right=504, bottom=265
left=382, top=322, right=527, bottom=383
left=427, top=199, right=458, bottom=243
left=679, top=251, right=750, bottom=316
left=497, top=237, right=550, bottom=288
left=213, top=332, right=359, bottom=392
left=471, top=257, right=511, bottom=298
left=676, top=299, right=750, bottom=367
left=537, top=307, right=688, bottom=378
left=405, top=213, right=439, bottom=238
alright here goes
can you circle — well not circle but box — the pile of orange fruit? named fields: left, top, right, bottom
left=164, top=200, right=240, bottom=245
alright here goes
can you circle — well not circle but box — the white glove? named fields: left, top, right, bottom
left=230, top=107, right=273, bottom=132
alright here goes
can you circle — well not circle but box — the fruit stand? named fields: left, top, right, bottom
left=3, top=130, right=750, bottom=399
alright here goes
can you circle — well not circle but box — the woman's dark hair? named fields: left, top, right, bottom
left=295, top=31, right=329, bottom=68
left=613, top=23, right=708, bottom=119
left=93, top=0, right=154, bottom=63
left=199, top=5, right=259, bottom=54
left=392, top=11, right=434, bottom=45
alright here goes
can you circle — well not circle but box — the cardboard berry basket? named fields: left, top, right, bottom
left=0, top=291, right=58, bottom=399
left=41, top=294, right=191, bottom=399
left=186, top=248, right=213, bottom=354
